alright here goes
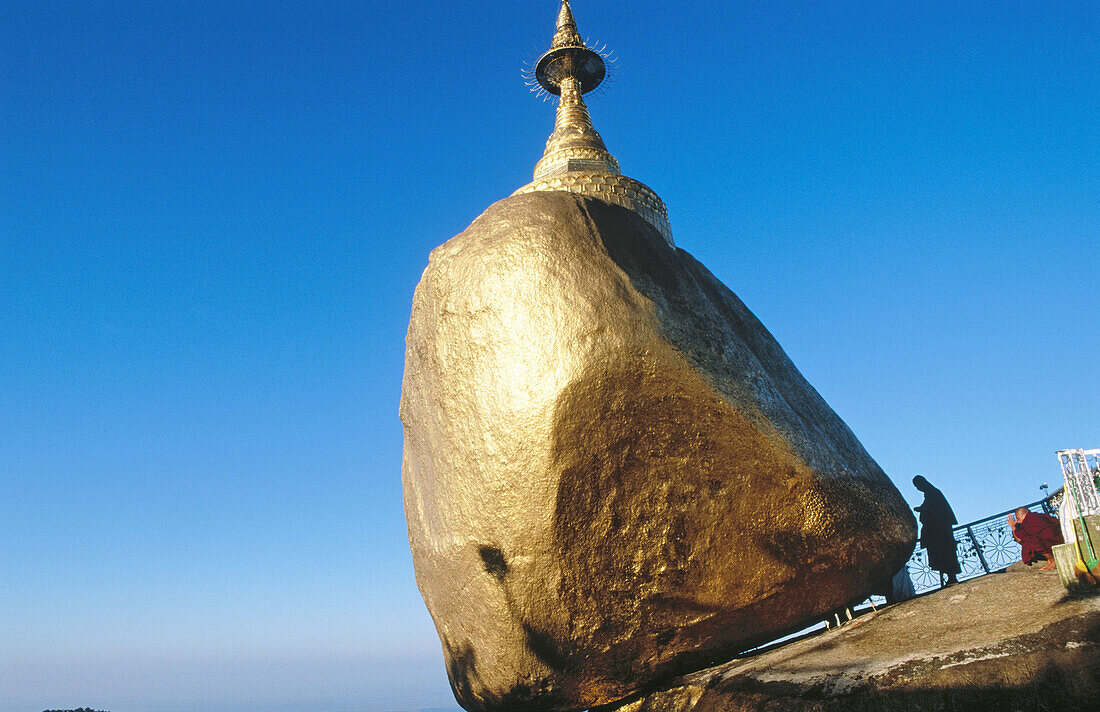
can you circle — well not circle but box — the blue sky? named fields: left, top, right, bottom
left=1, top=2, right=1097, bottom=711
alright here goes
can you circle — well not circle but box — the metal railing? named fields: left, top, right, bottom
left=905, top=494, right=1060, bottom=594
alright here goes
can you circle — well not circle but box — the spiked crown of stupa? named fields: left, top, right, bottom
left=513, top=1, right=673, bottom=246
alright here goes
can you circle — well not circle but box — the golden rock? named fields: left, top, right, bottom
left=400, top=191, right=917, bottom=711
left=402, top=4, right=916, bottom=709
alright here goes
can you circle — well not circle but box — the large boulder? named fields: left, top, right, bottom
left=400, top=191, right=916, bottom=712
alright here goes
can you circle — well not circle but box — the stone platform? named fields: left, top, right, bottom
left=605, top=568, right=1100, bottom=712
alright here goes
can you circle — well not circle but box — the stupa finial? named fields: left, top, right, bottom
left=514, top=1, right=675, bottom=246
left=532, top=1, right=617, bottom=179
left=551, top=0, right=584, bottom=49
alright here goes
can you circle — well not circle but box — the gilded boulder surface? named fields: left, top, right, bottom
left=400, top=191, right=916, bottom=712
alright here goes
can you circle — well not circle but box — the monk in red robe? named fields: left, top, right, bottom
left=1008, top=507, right=1064, bottom=571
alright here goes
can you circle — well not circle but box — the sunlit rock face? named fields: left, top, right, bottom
left=400, top=190, right=916, bottom=712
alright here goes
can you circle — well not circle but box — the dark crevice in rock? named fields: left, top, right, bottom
left=478, top=544, right=509, bottom=581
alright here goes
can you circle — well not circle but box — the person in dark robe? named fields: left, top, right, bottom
left=1008, top=507, right=1064, bottom=571
left=913, top=475, right=960, bottom=586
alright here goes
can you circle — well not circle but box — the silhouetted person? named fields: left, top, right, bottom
left=913, top=475, right=960, bottom=586
left=1008, top=507, right=1063, bottom=571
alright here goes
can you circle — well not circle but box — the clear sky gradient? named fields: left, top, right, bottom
left=2, top=2, right=1097, bottom=711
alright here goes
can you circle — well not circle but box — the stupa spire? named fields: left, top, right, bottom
left=514, top=1, right=674, bottom=246
left=551, top=0, right=584, bottom=49
left=532, top=0, right=619, bottom=179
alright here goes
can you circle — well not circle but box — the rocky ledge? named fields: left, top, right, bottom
left=605, top=568, right=1100, bottom=712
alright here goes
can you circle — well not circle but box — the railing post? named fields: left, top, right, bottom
left=966, top=525, right=990, bottom=574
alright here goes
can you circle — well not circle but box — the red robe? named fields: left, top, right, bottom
left=1014, top=511, right=1064, bottom=564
